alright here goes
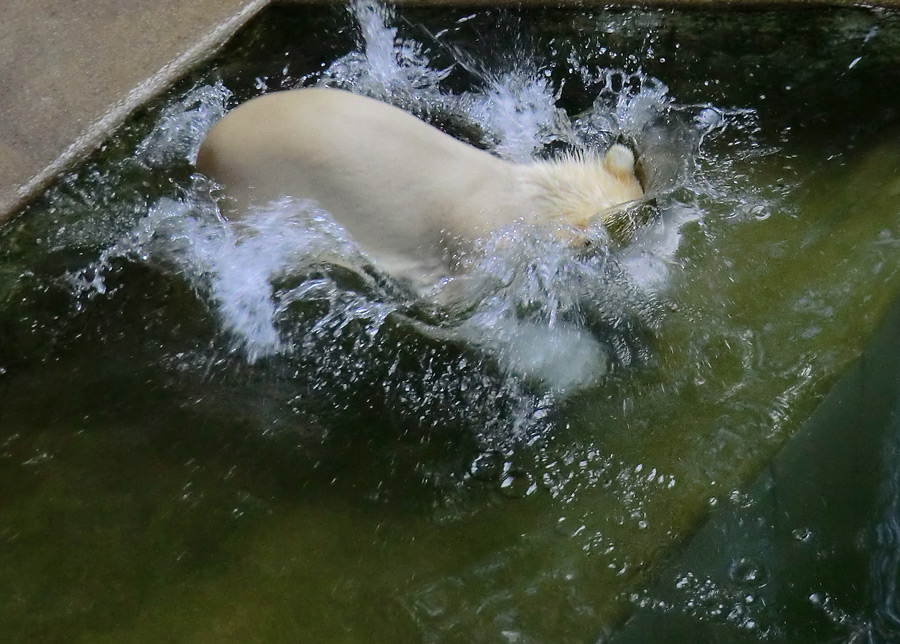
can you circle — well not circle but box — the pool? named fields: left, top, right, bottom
left=2, top=2, right=900, bottom=642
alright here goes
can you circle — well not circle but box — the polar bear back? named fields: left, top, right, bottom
left=197, top=88, right=519, bottom=280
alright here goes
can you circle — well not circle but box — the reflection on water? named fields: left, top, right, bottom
left=2, top=2, right=900, bottom=643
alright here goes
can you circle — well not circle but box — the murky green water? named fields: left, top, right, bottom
left=2, top=3, right=900, bottom=643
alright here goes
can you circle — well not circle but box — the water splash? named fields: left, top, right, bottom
left=66, top=0, right=774, bottom=450
left=462, top=68, right=568, bottom=161
left=136, top=81, right=233, bottom=167
left=320, top=0, right=453, bottom=115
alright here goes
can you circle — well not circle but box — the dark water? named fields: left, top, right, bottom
left=2, top=2, right=900, bottom=642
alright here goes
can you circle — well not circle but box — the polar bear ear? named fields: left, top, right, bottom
left=602, top=143, right=636, bottom=178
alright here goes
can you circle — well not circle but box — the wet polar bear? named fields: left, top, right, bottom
left=197, top=87, right=644, bottom=287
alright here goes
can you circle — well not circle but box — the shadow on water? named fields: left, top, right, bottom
left=3, top=2, right=900, bottom=643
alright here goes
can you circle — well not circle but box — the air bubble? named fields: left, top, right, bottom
left=792, top=527, right=814, bottom=543
left=727, top=557, right=770, bottom=587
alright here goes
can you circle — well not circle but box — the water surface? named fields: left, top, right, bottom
left=2, top=2, right=900, bottom=642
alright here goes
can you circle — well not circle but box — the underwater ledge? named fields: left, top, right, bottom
left=612, top=276, right=900, bottom=643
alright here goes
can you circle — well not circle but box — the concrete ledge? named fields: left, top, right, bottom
left=0, top=0, right=268, bottom=222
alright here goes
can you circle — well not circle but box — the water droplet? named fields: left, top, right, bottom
left=500, top=469, right=537, bottom=498
left=469, top=451, right=503, bottom=481
left=553, top=516, right=571, bottom=537
left=792, top=527, right=814, bottom=543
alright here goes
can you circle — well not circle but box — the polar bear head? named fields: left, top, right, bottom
left=523, top=143, right=645, bottom=241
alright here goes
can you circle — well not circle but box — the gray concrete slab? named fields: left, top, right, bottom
left=0, top=0, right=268, bottom=221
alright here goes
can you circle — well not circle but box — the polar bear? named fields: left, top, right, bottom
left=196, top=87, right=643, bottom=286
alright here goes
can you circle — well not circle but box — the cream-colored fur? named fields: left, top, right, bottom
left=197, top=87, right=643, bottom=285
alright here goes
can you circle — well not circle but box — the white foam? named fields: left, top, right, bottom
left=463, top=70, right=567, bottom=162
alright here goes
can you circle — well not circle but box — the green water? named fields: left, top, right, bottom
left=2, top=3, right=900, bottom=643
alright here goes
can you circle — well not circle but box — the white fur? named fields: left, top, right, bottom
left=197, top=88, right=643, bottom=285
